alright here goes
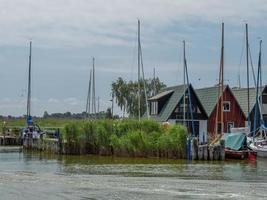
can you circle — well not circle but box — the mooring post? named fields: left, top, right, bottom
left=191, top=137, right=198, bottom=160
left=187, top=137, right=191, bottom=160
left=220, top=139, right=225, bottom=160
left=209, top=145, right=214, bottom=160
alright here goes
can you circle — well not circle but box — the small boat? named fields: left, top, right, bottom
left=225, top=149, right=248, bottom=160
left=247, top=135, right=267, bottom=157
left=224, top=132, right=255, bottom=160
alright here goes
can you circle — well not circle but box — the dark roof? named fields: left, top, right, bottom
left=150, top=84, right=208, bottom=122
left=231, top=87, right=265, bottom=118
left=150, top=84, right=188, bottom=122
left=148, top=90, right=174, bottom=101
left=195, top=86, right=226, bottom=116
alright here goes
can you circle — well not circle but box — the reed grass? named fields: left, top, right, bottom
left=62, top=119, right=188, bottom=158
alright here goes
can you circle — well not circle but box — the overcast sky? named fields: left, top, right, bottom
left=0, top=0, right=267, bottom=116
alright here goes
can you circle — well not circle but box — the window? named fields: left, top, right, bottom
left=223, top=101, right=230, bottom=112
left=150, top=101, right=158, bottom=115
left=262, top=94, right=267, bottom=104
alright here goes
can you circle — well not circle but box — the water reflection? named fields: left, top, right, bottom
left=0, top=150, right=267, bottom=200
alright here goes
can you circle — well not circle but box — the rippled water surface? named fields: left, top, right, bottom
left=0, top=147, right=267, bottom=200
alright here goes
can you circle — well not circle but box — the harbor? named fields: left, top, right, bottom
left=1, top=1, right=267, bottom=199
left=0, top=149, right=267, bottom=200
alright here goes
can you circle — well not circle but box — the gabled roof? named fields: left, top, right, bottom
left=150, top=84, right=207, bottom=122
left=232, top=86, right=266, bottom=118
left=148, top=90, right=174, bottom=101
left=150, top=84, right=186, bottom=122
left=195, top=86, right=226, bottom=116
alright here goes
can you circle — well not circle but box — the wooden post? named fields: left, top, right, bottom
left=209, top=145, right=214, bottom=160
left=220, top=139, right=225, bottom=160
left=203, top=145, right=208, bottom=160
left=198, top=145, right=203, bottom=160
left=191, top=137, right=198, bottom=160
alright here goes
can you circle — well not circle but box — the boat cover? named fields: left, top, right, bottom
left=223, top=132, right=247, bottom=151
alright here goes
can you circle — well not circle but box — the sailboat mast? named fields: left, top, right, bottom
left=183, top=40, right=195, bottom=137
left=86, top=69, right=92, bottom=115
left=183, top=41, right=186, bottom=126
left=215, top=23, right=224, bottom=134
left=220, top=23, right=224, bottom=133
left=253, top=40, right=263, bottom=139
left=138, top=20, right=141, bottom=121
left=27, top=41, right=32, bottom=118
left=246, top=24, right=250, bottom=126
left=153, top=67, right=156, bottom=96
left=92, top=57, right=96, bottom=115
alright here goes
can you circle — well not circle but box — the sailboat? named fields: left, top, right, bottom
left=22, top=41, right=43, bottom=148
left=247, top=40, right=267, bottom=157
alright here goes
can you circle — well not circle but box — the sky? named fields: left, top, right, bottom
left=0, top=0, right=267, bottom=116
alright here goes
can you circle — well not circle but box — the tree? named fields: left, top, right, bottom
left=111, top=77, right=166, bottom=118
left=106, top=108, right=112, bottom=119
left=43, top=111, right=49, bottom=119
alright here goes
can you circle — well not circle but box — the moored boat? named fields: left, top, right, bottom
left=224, top=132, right=255, bottom=160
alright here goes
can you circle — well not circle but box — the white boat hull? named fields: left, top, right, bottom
left=248, top=137, right=267, bottom=158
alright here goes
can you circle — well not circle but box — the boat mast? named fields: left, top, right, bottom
left=215, top=23, right=224, bottom=134
left=246, top=24, right=250, bottom=127
left=27, top=41, right=32, bottom=119
left=153, top=67, right=156, bottom=96
left=183, top=40, right=195, bottom=137
left=253, top=40, right=262, bottom=139
left=183, top=41, right=186, bottom=126
left=138, top=20, right=141, bottom=121
left=92, top=57, right=96, bottom=116
left=137, top=19, right=149, bottom=120
left=220, top=22, right=224, bottom=133
left=85, top=69, right=92, bottom=116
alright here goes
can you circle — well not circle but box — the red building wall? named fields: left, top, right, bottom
left=208, top=87, right=246, bottom=135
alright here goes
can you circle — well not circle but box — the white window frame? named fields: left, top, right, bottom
left=223, top=101, right=231, bottom=112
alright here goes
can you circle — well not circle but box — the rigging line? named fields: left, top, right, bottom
left=248, top=45, right=257, bottom=87
left=130, top=28, right=138, bottom=82
left=140, top=40, right=149, bottom=119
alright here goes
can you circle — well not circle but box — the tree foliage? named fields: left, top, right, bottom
left=111, top=77, right=166, bottom=117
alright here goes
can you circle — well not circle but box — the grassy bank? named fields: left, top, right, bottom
left=62, top=119, right=188, bottom=159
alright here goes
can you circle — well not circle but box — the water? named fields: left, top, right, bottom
left=0, top=147, right=267, bottom=200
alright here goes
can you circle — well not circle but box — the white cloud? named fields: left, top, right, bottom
left=48, top=98, right=59, bottom=103
left=0, top=0, right=266, bottom=47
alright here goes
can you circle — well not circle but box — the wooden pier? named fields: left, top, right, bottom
left=191, top=137, right=225, bottom=161
left=0, top=135, right=21, bottom=146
